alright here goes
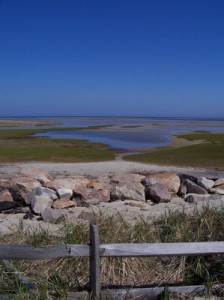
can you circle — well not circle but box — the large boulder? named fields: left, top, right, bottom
left=184, top=193, right=222, bottom=203
left=210, top=187, right=224, bottom=195
left=0, top=177, right=41, bottom=203
left=178, top=173, right=198, bottom=183
left=0, top=190, right=17, bottom=211
left=183, top=179, right=207, bottom=195
left=28, top=187, right=57, bottom=214
left=110, top=174, right=145, bottom=201
left=47, top=176, right=89, bottom=194
left=177, top=184, right=187, bottom=197
left=197, top=177, right=214, bottom=190
left=86, top=179, right=111, bottom=203
left=75, top=188, right=110, bottom=204
left=142, top=173, right=180, bottom=194
left=111, top=185, right=144, bottom=202
left=145, top=183, right=171, bottom=203
left=214, top=178, right=224, bottom=187
left=87, top=179, right=111, bottom=191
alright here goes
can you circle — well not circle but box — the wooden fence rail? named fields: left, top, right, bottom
left=1, top=223, right=224, bottom=299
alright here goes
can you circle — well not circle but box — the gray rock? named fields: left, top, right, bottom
left=209, top=188, right=224, bottom=195
left=141, top=177, right=161, bottom=187
left=177, top=184, right=187, bottom=197
left=184, top=193, right=222, bottom=204
left=35, top=187, right=57, bottom=199
left=111, top=185, right=145, bottom=202
left=35, top=174, right=51, bottom=185
left=178, top=173, right=198, bottom=183
left=184, top=179, right=207, bottom=194
left=31, top=196, right=53, bottom=214
left=41, top=208, right=65, bottom=223
left=145, top=183, right=171, bottom=203
left=57, top=188, right=73, bottom=199
left=28, top=187, right=57, bottom=214
left=197, top=177, right=214, bottom=190
left=27, top=187, right=57, bottom=205
left=0, top=201, right=17, bottom=211
left=214, top=178, right=224, bottom=187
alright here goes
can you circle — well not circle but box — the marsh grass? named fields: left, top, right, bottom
left=0, top=206, right=224, bottom=299
left=0, top=127, right=116, bottom=162
left=0, top=138, right=115, bottom=163
left=35, top=122, right=62, bottom=127
left=125, top=132, right=224, bottom=168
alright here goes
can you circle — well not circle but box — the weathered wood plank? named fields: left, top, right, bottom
left=89, top=223, right=101, bottom=299
left=0, top=244, right=88, bottom=260
left=66, top=244, right=89, bottom=257
left=100, top=241, right=224, bottom=257
left=1, top=241, right=224, bottom=260
left=101, top=285, right=205, bottom=300
left=0, top=244, right=68, bottom=260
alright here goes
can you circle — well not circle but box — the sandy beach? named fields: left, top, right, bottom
left=1, top=159, right=224, bottom=180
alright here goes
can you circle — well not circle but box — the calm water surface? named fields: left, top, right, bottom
left=31, top=117, right=224, bottom=151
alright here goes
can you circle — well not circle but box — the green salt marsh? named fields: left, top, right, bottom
left=125, top=132, right=224, bottom=168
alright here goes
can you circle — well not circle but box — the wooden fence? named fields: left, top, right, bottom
left=1, top=224, right=224, bottom=299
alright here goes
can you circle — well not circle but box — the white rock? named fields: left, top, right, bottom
left=35, top=174, right=51, bottom=185
left=184, top=193, right=222, bottom=203
left=28, top=187, right=57, bottom=214
left=197, top=177, right=214, bottom=190
left=209, top=188, right=224, bottom=195
left=214, top=178, right=224, bottom=187
left=31, top=195, right=53, bottom=214
left=57, top=188, right=73, bottom=199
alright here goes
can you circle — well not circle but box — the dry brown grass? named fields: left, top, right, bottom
left=1, top=207, right=224, bottom=299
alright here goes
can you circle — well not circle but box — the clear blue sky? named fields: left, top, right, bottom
left=0, top=0, right=224, bottom=118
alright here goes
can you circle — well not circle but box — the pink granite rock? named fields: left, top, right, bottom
left=52, top=199, right=76, bottom=209
left=48, top=176, right=89, bottom=193
left=0, top=190, right=13, bottom=202
left=142, top=173, right=180, bottom=194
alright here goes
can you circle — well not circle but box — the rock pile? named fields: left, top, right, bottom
left=0, top=167, right=224, bottom=223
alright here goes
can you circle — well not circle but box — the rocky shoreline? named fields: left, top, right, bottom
left=1, top=166, right=224, bottom=236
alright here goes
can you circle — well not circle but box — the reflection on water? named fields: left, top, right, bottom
left=35, top=130, right=171, bottom=150
left=1, top=116, right=224, bottom=151
left=33, top=117, right=224, bottom=151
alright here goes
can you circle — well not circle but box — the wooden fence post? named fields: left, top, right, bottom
left=89, top=223, right=101, bottom=299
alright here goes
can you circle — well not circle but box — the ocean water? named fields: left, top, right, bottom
left=2, top=116, right=224, bottom=151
